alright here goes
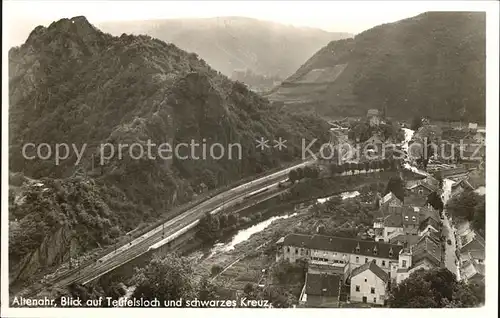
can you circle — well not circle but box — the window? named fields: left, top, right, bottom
left=356, top=256, right=359, bottom=263
left=412, top=216, right=416, bottom=221
left=404, top=216, right=409, bottom=221
left=355, top=285, right=360, bottom=292
left=382, top=260, right=386, bottom=266
left=374, top=298, right=377, bottom=303
left=365, top=258, right=369, bottom=264
left=418, top=189, right=424, bottom=195
left=295, top=248, right=298, bottom=255
left=371, top=287, right=375, bottom=294
left=287, top=247, right=290, bottom=253
left=364, top=278, right=367, bottom=282
left=402, top=260, right=407, bottom=268
left=373, top=260, right=376, bottom=265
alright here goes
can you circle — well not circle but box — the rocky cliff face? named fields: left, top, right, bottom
left=8, top=16, right=329, bottom=285
left=268, top=12, right=486, bottom=123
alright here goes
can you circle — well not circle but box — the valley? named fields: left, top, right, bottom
left=6, top=8, right=488, bottom=311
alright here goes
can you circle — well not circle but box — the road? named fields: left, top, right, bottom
left=35, top=159, right=315, bottom=291
left=440, top=178, right=461, bottom=280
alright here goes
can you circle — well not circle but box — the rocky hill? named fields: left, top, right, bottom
left=267, top=12, right=486, bottom=123
left=8, top=16, right=329, bottom=284
left=98, top=17, right=352, bottom=80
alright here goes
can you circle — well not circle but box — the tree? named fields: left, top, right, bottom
left=329, top=164, right=339, bottom=176
left=363, top=161, right=370, bottom=173
left=197, top=211, right=221, bottom=243
left=427, top=191, right=444, bottom=212
left=445, top=191, right=482, bottom=222
left=388, top=268, right=484, bottom=308
left=411, top=116, right=423, bottom=131
left=472, top=195, right=485, bottom=236
left=132, top=254, right=196, bottom=306
left=197, top=277, right=220, bottom=303
left=303, top=166, right=313, bottom=179
left=296, top=167, right=304, bottom=180
left=384, top=176, right=405, bottom=202
left=211, top=264, right=223, bottom=277
left=310, top=166, right=320, bottom=179
left=382, top=158, right=390, bottom=170
left=349, top=163, right=356, bottom=175
left=288, top=169, right=298, bottom=183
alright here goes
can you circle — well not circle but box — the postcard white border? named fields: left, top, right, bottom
left=2, top=1, right=499, bottom=318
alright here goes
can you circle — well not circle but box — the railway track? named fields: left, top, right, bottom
left=19, top=159, right=315, bottom=297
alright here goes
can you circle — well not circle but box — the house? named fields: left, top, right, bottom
left=300, top=272, right=343, bottom=307
left=389, top=234, right=420, bottom=247
left=418, top=216, right=441, bottom=237
left=450, top=177, right=473, bottom=198
left=459, top=232, right=485, bottom=254
left=473, top=132, right=486, bottom=144
left=395, top=235, right=443, bottom=285
left=367, top=109, right=381, bottom=127
left=350, top=260, right=389, bottom=306
left=461, top=259, right=485, bottom=284
left=468, top=122, right=478, bottom=132
left=280, top=234, right=403, bottom=274
left=377, top=206, right=421, bottom=242
left=308, top=262, right=349, bottom=281
left=433, top=167, right=469, bottom=181
left=405, top=179, right=439, bottom=196
left=411, top=235, right=442, bottom=269
left=461, top=249, right=485, bottom=265
left=401, top=207, right=421, bottom=234
left=379, top=192, right=404, bottom=215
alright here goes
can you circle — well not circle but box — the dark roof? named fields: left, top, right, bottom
left=389, top=234, right=420, bottom=247
left=412, top=236, right=442, bottom=267
left=383, top=213, right=402, bottom=227
left=351, top=260, right=389, bottom=283
left=407, top=180, right=439, bottom=192
left=433, top=168, right=469, bottom=179
left=419, top=216, right=441, bottom=232
left=465, top=249, right=485, bottom=261
left=419, top=206, right=440, bottom=223
left=403, top=194, right=428, bottom=207
left=283, top=234, right=402, bottom=260
left=402, top=207, right=421, bottom=226
left=305, top=273, right=342, bottom=297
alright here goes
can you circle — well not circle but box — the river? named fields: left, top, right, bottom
left=208, top=212, right=298, bottom=256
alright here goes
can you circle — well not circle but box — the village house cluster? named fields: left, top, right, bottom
left=275, top=148, right=485, bottom=307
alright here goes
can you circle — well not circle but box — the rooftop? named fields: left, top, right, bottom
left=419, top=216, right=441, bottom=232
left=283, top=234, right=403, bottom=260
left=406, top=179, right=439, bottom=193
left=389, top=234, right=421, bottom=247
left=351, top=260, right=390, bottom=283
left=305, top=273, right=342, bottom=297
left=412, top=235, right=442, bottom=267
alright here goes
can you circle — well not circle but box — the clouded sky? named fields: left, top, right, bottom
left=3, top=0, right=491, bottom=47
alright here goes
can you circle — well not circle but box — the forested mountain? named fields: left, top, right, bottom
left=8, top=16, right=329, bottom=283
left=267, top=12, right=486, bottom=123
left=98, top=17, right=352, bottom=79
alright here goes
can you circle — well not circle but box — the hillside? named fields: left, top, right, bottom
left=8, top=16, right=329, bottom=284
left=98, top=17, right=352, bottom=81
left=267, top=12, right=486, bottom=123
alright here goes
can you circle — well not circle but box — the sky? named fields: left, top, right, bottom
left=3, top=0, right=492, bottom=47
